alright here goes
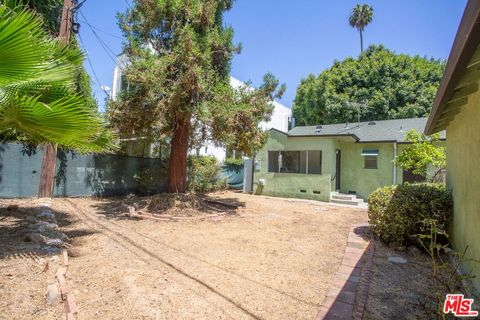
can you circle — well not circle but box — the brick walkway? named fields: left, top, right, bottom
left=316, top=224, right=374, bottom=320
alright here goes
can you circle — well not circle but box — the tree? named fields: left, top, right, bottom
left=112, top=0, right=285, bottom=193
left=395, top=129, right=446, bottom=182
left=348, top=4, right=374, bottom=53
left=0, top=4, right=113, bottom=152
left=292, top=45, right=445, bottom=126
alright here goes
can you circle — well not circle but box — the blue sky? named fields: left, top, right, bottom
left=78, top=1, right=467, bottom=111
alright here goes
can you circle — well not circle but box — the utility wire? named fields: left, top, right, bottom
left=78, top=18, right=123, bottom=39
left=77, top=32, right=110, bottom=98
left=78, top=10, right=117, bottom=63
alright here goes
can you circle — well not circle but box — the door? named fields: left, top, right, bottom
left=335, top=150, right=341, bottom=191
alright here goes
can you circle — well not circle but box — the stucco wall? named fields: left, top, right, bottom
left=253, top=131, right=335, bottom=201
left=338, top=142, right=397, bottom=200
left=446, top=88, right=480, bottom=291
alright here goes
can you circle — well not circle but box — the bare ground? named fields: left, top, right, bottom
left=1, top=191, right=368, bottom=320
left=364, top=241, right=476, bottom=320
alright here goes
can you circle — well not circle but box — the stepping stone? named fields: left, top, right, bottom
left=388, top=256, right=407, bottom=264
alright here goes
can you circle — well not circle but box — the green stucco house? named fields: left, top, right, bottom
left=253, top=117, right=445, bottom=204
left=425, top=0, right=480, bottom=292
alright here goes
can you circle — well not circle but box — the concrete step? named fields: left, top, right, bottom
left=331, top=194, right=356, bottom=201
left=331, top=198, right=360, bottom=206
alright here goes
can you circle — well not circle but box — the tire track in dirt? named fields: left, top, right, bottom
left=59, top=199, right=262, bottom=320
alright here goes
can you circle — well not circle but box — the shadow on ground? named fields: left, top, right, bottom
left=87, top=192, right=246, bottom=221
left=0, top=202, right=97, bottom=260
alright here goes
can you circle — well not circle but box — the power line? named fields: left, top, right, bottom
left=78, top=10, right=117, bottom=64
left=77, top=32, right=109, bottom=98
left=77, top=18, right=123, bottom=39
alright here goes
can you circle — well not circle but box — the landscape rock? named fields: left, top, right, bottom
left=47, top=283, right=59, bottom=305
left=7, top=204, right=19, bottom=212
left=388, top=256, right=408, bottom=264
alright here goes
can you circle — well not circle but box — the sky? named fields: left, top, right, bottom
left=78, top=1, right=467, bottom=111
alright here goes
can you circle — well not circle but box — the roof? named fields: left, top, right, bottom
left=286, top=117, right=445, bottom=143
left=425, top=0, right=480, bottom=135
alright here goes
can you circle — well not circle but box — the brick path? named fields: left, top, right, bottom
left=316, top=224, right=374, bottom=320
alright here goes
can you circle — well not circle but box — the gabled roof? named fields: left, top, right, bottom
left=287, top=118, right=445, bottom=143
left=425, top=0, right=480, bottom=134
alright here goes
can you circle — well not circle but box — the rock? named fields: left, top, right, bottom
left=388, top=256, right=407, bottom=264
left=7, top=204, right=19, bottom=212
left=25, top=233, right=48, bottom=244
left=47, top=284, right=59, bottom=305
left=36, top=210, right=56, bottom=222
left=408, top=245, right=422, bottom=255
left=30, top=221, right=58, bottom=233
left=127, top=206, right=136, bottom=217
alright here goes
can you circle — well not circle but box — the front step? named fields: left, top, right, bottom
left=330, top=192, right=366, bottom=207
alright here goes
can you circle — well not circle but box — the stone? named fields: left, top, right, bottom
left=7, top=204, right=19, bottom=211
left=47, top=283, right=59, bottom=305
left=388, top=256, right=407, bottom=264
left=407, top=245, right=422, bottom=255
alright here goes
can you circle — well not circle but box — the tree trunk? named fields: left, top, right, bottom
left=167, top=116, right=191, bottom=193
left=38, top=143, right=57, bottom=198
left=38, top=0, right=73, bottom=198
left=360, top=30, right=364, bottom=53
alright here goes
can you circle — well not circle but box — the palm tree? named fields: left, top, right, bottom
left=349, top=4, right=374, bottom=53
left=0, top=3, right=114, bottom=152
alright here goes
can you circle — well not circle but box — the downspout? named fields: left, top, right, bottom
left=393, top=142, right=397, bottom=185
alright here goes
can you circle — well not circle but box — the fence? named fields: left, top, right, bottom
left=0, top=143, right=167, bottom=198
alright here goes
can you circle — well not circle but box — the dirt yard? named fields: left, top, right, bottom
left=0, top=191, right=367, bottom=319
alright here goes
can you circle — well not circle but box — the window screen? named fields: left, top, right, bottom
left=364, top=156, right=378, bottom=169
left=280, top=151, right=306, bottom=173
left=307, top=150, right=322, bottom=174
left=268, top=151, right=279, bottom=172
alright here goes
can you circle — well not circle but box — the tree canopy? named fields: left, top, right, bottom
left=0, top=3, right=114, bottom=152
left=395, top=129, right=446, bottom=181
left=112, top=0, right=284, bottom=192
left=292, top=45, right=445, bottom=126
left=348, top=4, right=374, bottom=52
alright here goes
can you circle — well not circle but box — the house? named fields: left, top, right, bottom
left=111, top=54, right=292, bottom=161
left=252, top=117, right=445, bottom=204
left=424, top=0, right=480, bottom=292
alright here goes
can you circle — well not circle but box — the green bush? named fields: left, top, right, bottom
left=133, top=166, right=166, bottom=195
left=223, top=157, right=244, bottom=172
left=368, top=183, right=453, bottom=247
left=187, top=155, right=227, bottom=192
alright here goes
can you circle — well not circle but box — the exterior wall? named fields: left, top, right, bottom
left=338, top=142, right=397, bottom=200
left=252, top=130, right=336, bottom=202
left=446, top=89, right=480, bottom=291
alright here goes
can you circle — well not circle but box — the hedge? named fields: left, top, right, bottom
left=368, top=183, right=453, bottom=247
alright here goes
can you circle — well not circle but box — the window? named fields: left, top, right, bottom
left=268, top=151, right=279, bottom=172
left=364, top=156, right=378, bottom=169
left=362, top=149, right=378, bottom=169
left=307, top=150, right=322, bottom=174
left=268, top=150, right=322, bottom=174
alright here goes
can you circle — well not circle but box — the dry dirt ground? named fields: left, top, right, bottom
left=364, top=241, right=477, bottom=320
left=1, top=191, right=367, bottom=319
left=0, top=198, right=65, bottom=320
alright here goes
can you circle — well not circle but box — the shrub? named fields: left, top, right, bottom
left=187, top=155, right=227, bottom=192
left=223, top=157, right=244, bottom=172
left=368, top=183, right=453, bottom=247
left=133, top=166, right=166, bottom=195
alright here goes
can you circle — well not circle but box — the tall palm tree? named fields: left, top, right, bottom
left=349, top=4, right=374, bottom=53
left=0, top=3, right=114, bottom=152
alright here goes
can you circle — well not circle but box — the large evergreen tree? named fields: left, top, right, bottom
left=292, top=45, right=445, bottom=126
left=112, top=0, right=284, bottom=193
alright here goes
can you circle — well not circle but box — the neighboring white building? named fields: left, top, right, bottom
left=111, top=54, right=292, bottom=161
